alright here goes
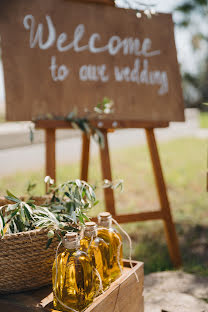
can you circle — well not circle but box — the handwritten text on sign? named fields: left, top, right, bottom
left=0, top=0, right=184, bottom=122
left=23, top=15, right=168, bottom=95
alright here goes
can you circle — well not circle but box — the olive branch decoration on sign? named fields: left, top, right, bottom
left=29, top=97, right=114, bottom=149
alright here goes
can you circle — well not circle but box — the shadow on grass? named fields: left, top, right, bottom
left=124, top=221, right=208, bottom=276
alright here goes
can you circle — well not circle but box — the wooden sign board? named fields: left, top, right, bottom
left=0, top=0, right=184, bottom=123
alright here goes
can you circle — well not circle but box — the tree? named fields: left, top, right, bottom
left=174, top=0, right=208, bottom=109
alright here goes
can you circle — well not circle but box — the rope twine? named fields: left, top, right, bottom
left=112, top=218, right=139, bottom=283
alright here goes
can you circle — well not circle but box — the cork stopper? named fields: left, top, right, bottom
left=65, top=232, right=77, bottom=240
left=98, top=212, right=112, bottom=228
left=85, top=221, right=96, bottom=227
left=98, top=212, right=111, bottom=219
left=84, top=221, right=97, bottom=237
left=64, top=232, right=79, bottom=249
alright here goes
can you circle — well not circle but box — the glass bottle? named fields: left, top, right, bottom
left=52, top=232, right=97, bottom=312
left=80, top=221, right=111, bottom=290
left=97, top=212, right=123, bottom=282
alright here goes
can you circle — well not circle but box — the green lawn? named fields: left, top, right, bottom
left=0, top=113, right=5, bottom=123
left=200, top=112, right=208, bottom=128
left=0, top=137, right=208, bottom=276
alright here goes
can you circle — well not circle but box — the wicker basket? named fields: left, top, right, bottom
left=0, top=196, right=58, bottom=294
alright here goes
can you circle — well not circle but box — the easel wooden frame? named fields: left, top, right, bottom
left=35, top=119, right=182, bottom=268
left=34, top=0, right=182, bottom=268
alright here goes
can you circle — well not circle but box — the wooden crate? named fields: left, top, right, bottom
left=0, top=260, right=144, bottom=312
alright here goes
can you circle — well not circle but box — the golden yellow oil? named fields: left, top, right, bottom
left=80, top=235, right=111, bottom=290
left=52, top=248, right=97, bottom=312
left=97, top=227, right=123, bottom=282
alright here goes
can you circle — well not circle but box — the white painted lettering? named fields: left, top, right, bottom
left=142, top=38, right=160, bottom=57
left=108, top=36, right=123, bottom=55
left=49, top=56, right=69, bottom=81
left=23, top=15, right=56, bottom=50
left=88, top=33, right=108, bottom=53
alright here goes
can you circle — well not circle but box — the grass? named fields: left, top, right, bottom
left=0, top=137, right=208, bottom=276
left=200, top=112, right=208, bottom=128
left=0, top=112, right=5, bottom=123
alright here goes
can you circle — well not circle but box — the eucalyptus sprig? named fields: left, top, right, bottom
left=0, top=180, right=99, bottom=248
left=94, top=97, right=114, bottom=115
left=102, top=179, right=124, bottom=192
left=30, top=97, right=116, bottom=149
left=0, top=191, right=37, bottom=237
left=1, top=178, right=124, bottom=249
left=65, top=111, right=105, bottom=149
left=48, top=179, right=98, bottom=224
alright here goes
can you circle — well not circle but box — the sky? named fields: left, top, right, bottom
left=0, top=0, right=201, bottom=107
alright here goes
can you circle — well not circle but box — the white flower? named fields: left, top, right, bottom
left=44, top=176, right=54, bottom=185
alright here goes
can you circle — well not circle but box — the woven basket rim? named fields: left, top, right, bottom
left=0, top=195, right=49, bottom=202
left=2, top=227, right=48, bottom=239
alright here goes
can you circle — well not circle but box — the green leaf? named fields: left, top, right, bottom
left=46, top=238, right=53, bottom=249
left=24, top=206, right=32, bottom=221
left=0, top=215, right=4, bottom=236
left=55, top=232, right=62, bottom=241
left=93, top=200, right=99, bottom=207
left=10, top=208, right=19, bottom=218
left=78, top=213, right=84, bottom=224
left=6, top=190, right=20, bottom=201
left=5, top=195, right=20, bottom=204
left=26, top=182, right=36, bottom=195
left=71, top=210, right=77, bottom=224
left=81, top=213, right=90, bottom=222
left=175, top=3, right=194, bottom=13
left=20, top=204, right=26, bottom=223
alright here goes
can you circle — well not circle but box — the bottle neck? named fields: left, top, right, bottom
left=84, top=228, right=97, bottom=239
left=63, top=237, right=79, bottom=250
left=98, top=217, right=112, bottom=229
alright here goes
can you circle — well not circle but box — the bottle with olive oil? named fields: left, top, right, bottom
left=80, top=222, right=111, bottom=290
left=52, top=232, right=97, bottom=312
left=97, top=212, right=123, bottom=282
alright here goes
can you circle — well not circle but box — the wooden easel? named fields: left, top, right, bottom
left=34, top=0, right=182, bottom=268
left=35, top=118, right=182, bottom=268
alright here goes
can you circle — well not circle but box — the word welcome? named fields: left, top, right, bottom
left=23, top=15, right=161, bottom=57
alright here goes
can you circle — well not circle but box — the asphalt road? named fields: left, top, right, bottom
left=0, top=115, right=206, bottom=177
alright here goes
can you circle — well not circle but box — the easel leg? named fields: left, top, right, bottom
left=45, top=128, right=56, bottom=191
left=80, top=134, right=90, bottom=181
left=145, top=128, right=182, bottom=268
left=100, top=130, right=116, bottom=217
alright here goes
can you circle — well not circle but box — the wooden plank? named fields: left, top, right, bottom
left=0, top=301, right=43, bottom=312
left=80, top=134, right=90, bottom=181
left=99, top=131, right=116, bottom=216
left=0, top=261, right=144, bottom=312
left=1, top=1, right=184, bottom=123
left=71, top=0, right=115, bottom=5
left=35, top=120, right=169, bottom=130
left=91, top=210, right=163, bottom=223
left=45, top=128, right=56, bottom=190
left=145, top=128, right=182, bottom=268
left=85, top=260, right=144, bottom=312
left=0, top=286, right=52, bottom=312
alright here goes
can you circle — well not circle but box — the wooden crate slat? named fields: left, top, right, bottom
left=0, top=260, right=144, bottom=312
